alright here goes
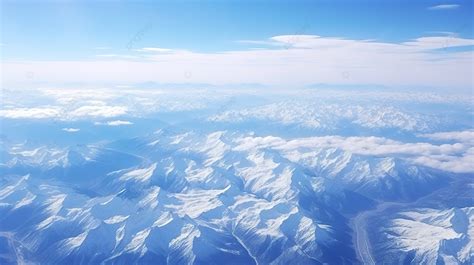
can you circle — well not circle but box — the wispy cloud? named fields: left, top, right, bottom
left=428, top=4, right=460, bottom=10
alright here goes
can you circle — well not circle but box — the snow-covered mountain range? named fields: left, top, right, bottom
left=1, top=127, right=471, bottom=264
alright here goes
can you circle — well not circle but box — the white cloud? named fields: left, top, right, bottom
left=3, top=34, right=473, bottom=88
left=428, top=4, right=460, bottom=10
left=0, top=107, right=60, bottom=119
left=235, top=135, right=465, bottom=157
left=233, top=132, right=474, bottom=173
left=420, top=130, right=474, bottom=143
left=402, top=36, right=474, bottom=49
left=62, top=128, right=80, bottom=132
left=412, top=148, right=474, bottom=173
left=95, top=120, right=133, bottom=126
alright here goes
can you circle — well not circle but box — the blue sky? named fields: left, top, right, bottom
left=2, top=0, right=473, bottom=59
left=1, top=1, right=473, bottom=89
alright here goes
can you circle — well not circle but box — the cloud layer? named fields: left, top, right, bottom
left=3, top=35, right=473, bottom=88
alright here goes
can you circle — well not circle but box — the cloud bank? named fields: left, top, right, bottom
left=233, top=132, right=474, bottom=173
